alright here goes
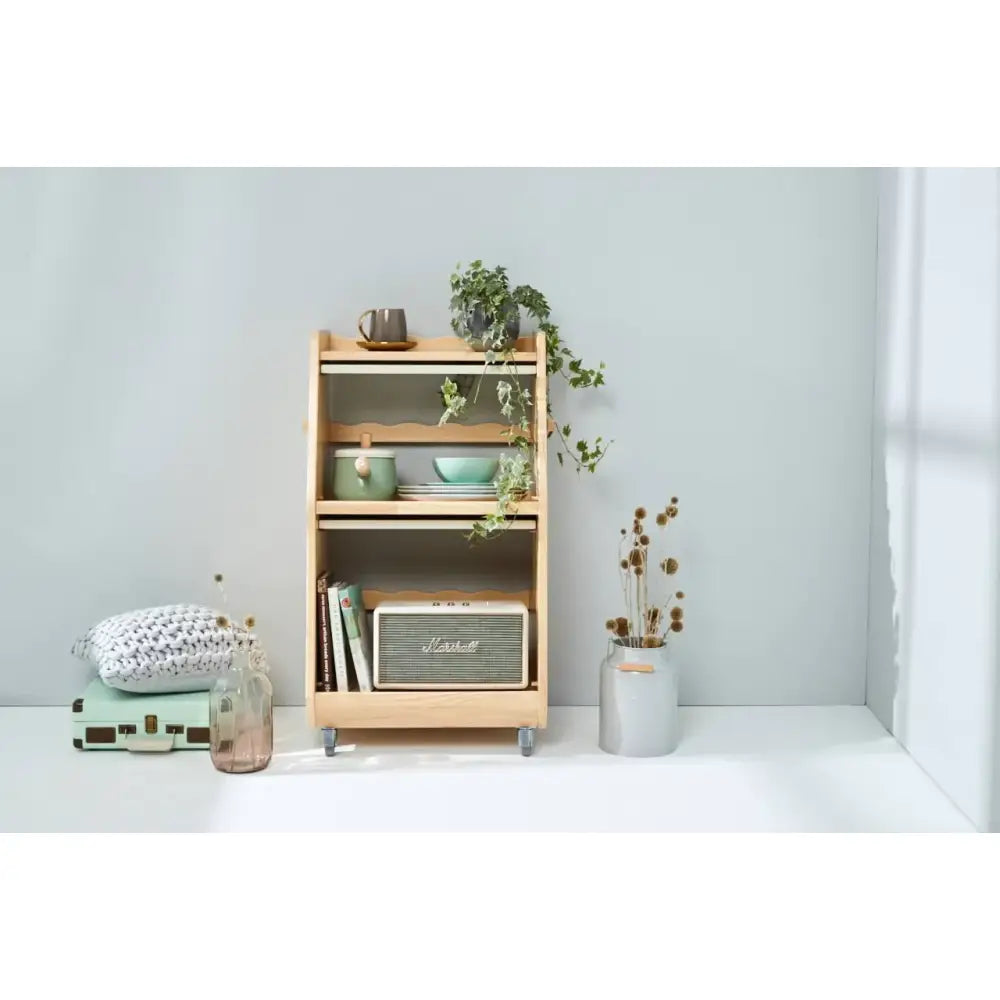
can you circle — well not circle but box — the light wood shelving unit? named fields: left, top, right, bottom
left=305, top=331, right=549, bottom=753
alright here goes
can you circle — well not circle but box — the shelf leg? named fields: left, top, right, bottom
left=517, top=726, right=536, bottom=757
left=322, top=727, right=338, bottom=757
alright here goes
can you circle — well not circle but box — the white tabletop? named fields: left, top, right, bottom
left=0, top=705, right=973, bottom=832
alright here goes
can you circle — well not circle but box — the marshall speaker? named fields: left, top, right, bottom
left=373, top=600, right=529, bottom=690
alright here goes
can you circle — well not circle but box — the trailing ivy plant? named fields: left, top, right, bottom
left=440, top=260, right=610, bottom=540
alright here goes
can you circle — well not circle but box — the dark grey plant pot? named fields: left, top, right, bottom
left=461, top=305, right=520, bottom=352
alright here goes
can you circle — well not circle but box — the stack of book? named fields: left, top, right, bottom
left=315, top=574, right=374, bottom=693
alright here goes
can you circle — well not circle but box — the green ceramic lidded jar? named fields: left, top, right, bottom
left=331, top=446, right=397, bottom=501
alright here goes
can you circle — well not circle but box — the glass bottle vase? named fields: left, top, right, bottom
left=210, top=647, right=273, bottom=773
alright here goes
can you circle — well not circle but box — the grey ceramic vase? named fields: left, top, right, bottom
left=461, top=305, right=520, bottom=352
left=599, top=640, right=680, bottom=757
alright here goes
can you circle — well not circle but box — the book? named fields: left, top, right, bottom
left=316, top=574, right=334, bottom=692
left=328, top=579, right=350, bottom=693
left=338, top=583, right=373, bottom=692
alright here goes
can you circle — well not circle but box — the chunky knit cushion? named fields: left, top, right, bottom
left=72, top=604, right=252, bottom=694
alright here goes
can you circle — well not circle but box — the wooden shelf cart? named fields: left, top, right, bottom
left=304, top=331, right=549, bottom=755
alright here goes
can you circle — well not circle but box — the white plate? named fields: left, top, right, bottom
left=400, top=493, right=498, bottom=502
left=400, top=482, right=497, bottom=488
left=399, top=486, right=497, bottom=494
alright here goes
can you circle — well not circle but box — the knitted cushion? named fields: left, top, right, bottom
left=72, top=604, right=252, bottom=694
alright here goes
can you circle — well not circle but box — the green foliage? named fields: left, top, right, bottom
left=438, top=376, right=468, bottom=424
left=449, top=260, right=519, bottom=351
left=441, top=261, right=612, bottom=539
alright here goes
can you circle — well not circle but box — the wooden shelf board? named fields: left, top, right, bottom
left=318, top=519, right=535, bottom=531
left=321, top=363, right=536, bottom=376
left=326, top=421, right=533, bottom=444
left=363, top=588, right=535, bottom=609
left=320, top=333, right=537, bottom=365
left=312, top=690, right=543, bottom=729
left=316, top=499, right=538, bottom=517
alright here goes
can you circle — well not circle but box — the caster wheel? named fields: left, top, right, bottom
left=322, top=727, right=338, bottom=758
left=517, top=726, right=536, bottom=757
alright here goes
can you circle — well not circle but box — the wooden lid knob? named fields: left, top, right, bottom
left=360, top=431, right=372, bottom=449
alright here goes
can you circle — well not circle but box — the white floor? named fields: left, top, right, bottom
left=0, top=705, right=975, bottom=832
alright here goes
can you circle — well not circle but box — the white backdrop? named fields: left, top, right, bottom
left=0, top=168, right=877, bottom=706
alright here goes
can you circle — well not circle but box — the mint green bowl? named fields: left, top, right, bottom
left=432, top=456, right=499, bottom=484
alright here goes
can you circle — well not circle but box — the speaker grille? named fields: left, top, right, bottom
left=377, top=613, right=526, bottom=687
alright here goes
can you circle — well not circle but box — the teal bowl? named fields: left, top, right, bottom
left=432, top=456, right=499, bottom=484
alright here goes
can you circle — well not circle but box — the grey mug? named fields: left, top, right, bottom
left=358, top=308, right=408, bottom=343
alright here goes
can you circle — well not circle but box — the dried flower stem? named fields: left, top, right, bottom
left=610, top=501, right=685, bottom=646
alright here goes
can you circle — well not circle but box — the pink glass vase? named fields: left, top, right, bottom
left=209, top=647, right=273, bottom=773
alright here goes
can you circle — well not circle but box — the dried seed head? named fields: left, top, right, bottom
left=615, top=618, right=629, bottom=637
left=670, top=607, right=683, bottom=621
left=634, top=506, right=647, bottom=519
left=655, top=512, right=668, bottom=526
left=670, top=620, right=684, bottom=633
left=244, top=615, right=256, bottom=629
left=620, top=528, right=627, bottom=536
left=605, top=619, right=616, bottom=631
left=628, top=548, right=643, bottom=567
left=675, top=591, right=685, bottom=599
left=634, top=566, right=644, bottom=577
left=671, top=496, right=679, bottom=504
left=213, top=573, right=224, bottom=583
left=620, top=559, right=628, bottom=569
left=666, top=505, right=679, bottom=518
left=639, top=534, right=650, bottom=546
left=665, top=557, right=679, bottom=575
left=216, top=615, right=230, bottom=628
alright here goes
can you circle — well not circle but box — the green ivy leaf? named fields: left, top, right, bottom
left=448, top=260, right=611, bottom=518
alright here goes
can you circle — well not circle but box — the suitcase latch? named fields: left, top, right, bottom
left=144, top=714, right=157, bottom=734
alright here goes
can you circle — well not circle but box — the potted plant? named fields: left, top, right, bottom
left=599, top=502, right=686, bottom=756
left=449, top=259, right=523, bottom=352
left=439, top=260, right=611, bottom=539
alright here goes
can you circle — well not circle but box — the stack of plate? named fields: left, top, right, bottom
left=398, top=483, right=498, bottom=502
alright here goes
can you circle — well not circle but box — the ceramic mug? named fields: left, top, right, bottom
left=358, top=308, right=408, bottom=343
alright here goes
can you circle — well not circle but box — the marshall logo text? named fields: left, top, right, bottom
left=421, top=637, right=481, bottom=654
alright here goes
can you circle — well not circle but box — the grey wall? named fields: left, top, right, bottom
left=0, top=168, right=877, bottom=707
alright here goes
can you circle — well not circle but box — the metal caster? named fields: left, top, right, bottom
left=322, top=727, right=338, bottom=757
left=517, top=726, right=536, bottom=757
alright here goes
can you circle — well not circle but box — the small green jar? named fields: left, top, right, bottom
left=330, top=447, right=397, bottom=501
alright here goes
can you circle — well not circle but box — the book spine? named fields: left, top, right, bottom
left=316, top=575, right=334, bottom=692
left=338, top=586, right=372, bottom=692
left=329, top=584, right=350, bottom=693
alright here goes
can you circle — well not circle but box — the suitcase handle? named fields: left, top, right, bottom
left=124, top=734, right=176, bottom=753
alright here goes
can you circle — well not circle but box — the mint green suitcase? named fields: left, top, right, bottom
left=72, top=679, right=211, bottom=751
